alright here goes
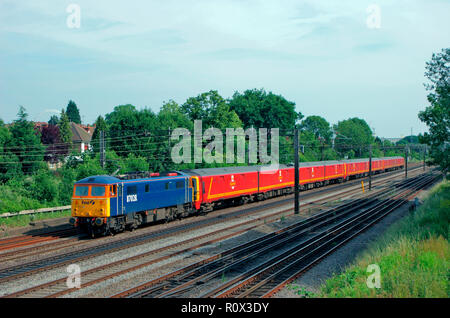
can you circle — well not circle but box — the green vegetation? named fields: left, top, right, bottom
left=418, top=48, right=449, bottom=174
left=320, top=180, right=449, bottom=298
left=66, top=100, right=81, bottom=124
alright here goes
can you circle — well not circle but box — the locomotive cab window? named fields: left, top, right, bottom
left=74, top=186, right=89, bottom=197
left=91, top=186, right=106, bottom=197
left=145, top=184, right=150, bottom=193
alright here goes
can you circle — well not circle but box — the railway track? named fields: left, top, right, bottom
left=0, top=164, right=420, bottom=262
left=0, top=166, right=422, bottom=298
left=206, top=174, right=438, bottom=298
left=110, top=170, right=438, bottom=298
left=0, top=228, right=77, bottom=252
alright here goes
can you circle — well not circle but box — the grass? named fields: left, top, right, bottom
left=319, top=180, right=449, bottom=298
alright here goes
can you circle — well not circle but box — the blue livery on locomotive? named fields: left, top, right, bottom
left=70, top=171, right=194, bottom=237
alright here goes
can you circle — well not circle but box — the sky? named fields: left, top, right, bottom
left=0, top=0, right=449, bottom=138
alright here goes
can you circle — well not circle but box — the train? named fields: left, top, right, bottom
left=69, top=156, right=404, bottom=237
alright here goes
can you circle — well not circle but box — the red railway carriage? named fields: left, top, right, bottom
left=383, top=156, right=404, bottom=170
left=323, top=161, right=345, bottom=183
left=299, top=162, right=324, bottom=187
left=185, top=166, right=260, bottom=210
left=343, top=159, right=369, bottom=179
left=371, top=158, right=384, bottom=173
left=258, top=165, right=294, bottom=193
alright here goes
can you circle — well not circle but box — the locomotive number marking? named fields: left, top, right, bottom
left=127, top=195, right=138, bottom=202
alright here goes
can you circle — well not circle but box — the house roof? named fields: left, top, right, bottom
left=70, top=122, right=92, bottom=143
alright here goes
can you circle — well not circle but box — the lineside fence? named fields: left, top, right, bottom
left=0, top=206, right=71, bottom=219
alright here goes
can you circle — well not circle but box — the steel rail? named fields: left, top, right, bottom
left=207, top=174, right=438, bottom=298
left=111, top=172, right=429, bottom=298
left=171, top=174, right=436, bottom=298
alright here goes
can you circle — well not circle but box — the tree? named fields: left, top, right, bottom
left=0, top=118, right=11, bottom=149
left=300, top=116, right=333, bottom=143
left=48, top=115, right=59, bottom=126
left=228, top=88, right=303, bottom=129
left=105, top=104, right=157, bottom=158
left=40, top=124, right=64, bottom=162
left=91, top=115, right=108, bottom=153
left=418, top=48, right=450, bottom=173
left=158, top=100, right=193, bottom=130
left=58, top=109, right=72, bottom=156
left=182, top=90, right=242, bottom=129
left=397, top=135, right=419, bottom=145
left=0, top=118, right=23, bottom=182
left=66, top=100, right=81, bottom=124
left=334, top=117, right=374, bottom=158
left=7, top=106, right=45, bottom=174
left=154, top=100, right=194, bottom=171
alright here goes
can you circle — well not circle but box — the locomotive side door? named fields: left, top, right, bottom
left=117, top=182, right=124, bottom=215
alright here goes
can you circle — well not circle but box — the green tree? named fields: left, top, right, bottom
left=59, top=109, right=72, bottom=144
left=182, top=90, right=242, bottom=129
left=66, top=100, right=81, bottom=124
left=30, top=169, right=58, bottom=203
left=105, top=104, right=157, bottom=158
left=0, top=119, right=22, bottom=182
left=300, top=116, right=333, bottom=143
left=418, top=48, right=450, bottom=173
left=228, top=88, right=303, bottom=129
left=119, top=153, right=149, bottom=173
left=91, top=115, right=108, bottom=153
left=48, top=115, right=59, bottom=126
left=7, top=106, right=45, bottom=174
left=333, top=118, right=374, bottom=158
left=397, top=135, right=419, bottom=145
left=154, top=100, right=194, bottom=171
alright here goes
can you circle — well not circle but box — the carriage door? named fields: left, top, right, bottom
left=117, top=183, right=124, bottom=215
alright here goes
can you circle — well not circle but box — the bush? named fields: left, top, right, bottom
left=29, top=169, right=59, bottom=204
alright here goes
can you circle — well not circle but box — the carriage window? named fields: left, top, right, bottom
left=145, top=184, right=150, bottom=192
left=127, top=186, right=137, bottom=195
left=75, top=186, right=89, bottom=196
left=91, top=186, right=106, bottom=197
left=176, top=181, right=184, bottom=189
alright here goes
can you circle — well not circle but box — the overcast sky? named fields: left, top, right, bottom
left=0, top=0, right=449, bottom=137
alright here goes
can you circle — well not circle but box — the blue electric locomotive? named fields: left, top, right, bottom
left=70, top=171, right=194, bottom=237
